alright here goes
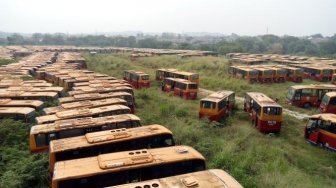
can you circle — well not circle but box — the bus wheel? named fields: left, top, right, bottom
left=303, top=103, right=311, bottom=108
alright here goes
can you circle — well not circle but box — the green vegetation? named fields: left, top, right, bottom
left=0, top=119, right=49, bottom=188
left=86, top=53, right=336, bottom=188
left=0, top=58, right=16, bottom=66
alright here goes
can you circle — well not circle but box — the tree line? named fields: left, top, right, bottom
left=1, top=33, right=336, bottom=58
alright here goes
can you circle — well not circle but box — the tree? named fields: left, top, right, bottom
left=7, top=34, right=25, bottom=45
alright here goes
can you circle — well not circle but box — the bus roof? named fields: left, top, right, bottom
left=36, top=105, right=130, bottom=124
left=125, top=70, right=149, bottom=76
left=108, top=169, right=243, bottom=188
left=236, top=67, right=257, bottom=71
left=0, top=107, right=35, bottom=115
left=157, top=68, right=178, bottom=72
left=164, top=78, right=195, bottom=84
left=0, top=99, right=43, bottom=107
left=52, top=146, right=205, bottom=181
left=0, top=91, right=58, bottom=97
left=290, top=84, right=336, bottom=90
left=68, top=86, right=133, bottom=96
left=49, top=125, right=172, bottom=153
left=31, top=114, right=140, bottom=134
left=59, top=92, right=132, bottom=104
left=5, top=86, right=64, bottom=93
left=201, top=91, right=234, bottom=102
left=173, top=70, right=198, bottom=76
left=246, top=92, right=281, bottom=107
left=61, top=98, right=126, bottom=110
left=309, top=113, right=336, bottom=123
left=324, top=92, right=336, bottom=98
left=43, top=98, right=127, bottom=114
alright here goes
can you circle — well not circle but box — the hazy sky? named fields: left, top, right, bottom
left=0, top=0, right=335, bottom=36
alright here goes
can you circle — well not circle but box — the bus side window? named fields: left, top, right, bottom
left=301, top=89, right=312, bottom=97
left=329, top=98, right=336, bottom=106
left=163, top=135, right=174, bottom=146
left=59, top=129, right=83, bottom=138
left=329, top=123, right=336, bottom=134
left=48, top=133, right=58, bottom=142
left=218, top=100, right=225, bottom=110
left=35, top=134, right=47, bottom=147
left=132, top=121, right=141, bottom=127
left=102, top=123, right=116, bottom=130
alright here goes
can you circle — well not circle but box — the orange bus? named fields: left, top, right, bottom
left=4, top=86, right=66, bottom=97
left=29, top=114, right=141, bottom=152
left=254, top=67, right=274, bottom=83
left=172, top=70, right=200, bottom=84
left=0, top=99, right=43, bottom=110
left=155, top=68, right=177, bottom=80
left=199, top=91, right=235, bottom=121
left=108, top=169, right=243, bottom=188
left=51, top=146, right=205, bottom=188
left=0, top=91, right=58, bottom=102
left=63, top=76, right=116, bottom=91
left=284, top=67, right=303, bottom=83
left=303, top=66, right=332, bottom=82
left=287, top=84, right=336, bottom=108
left=43, top=98, right=127, bottom=115
left=59, top=92, right=135, bottom=113
left=72, top=79, right=127, bottom=87
left=123, top=70, right=150, bottom=89
left=0, top=79, right=52, bottom=88
left=269, top=67, right=286, bottom=82
left=320, top=92, right=336, bottom=113
left=305, top=114, right=336, bottom=151
left=36, top=105, right=131, bottom=125
left=68, top=86, right=134, bottom=97
left=161, top=78, right=198, bottom=99
left=0, top=107, right=36, bottom=123
left=244, top=92, right=283, bottom=133
left=174, top=79, right=198, bottom=99
left=235, top=67, right=258, bottom=83
left=49, top=125, right=175, bottom=172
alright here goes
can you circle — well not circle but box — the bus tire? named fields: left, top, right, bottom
left=303, top=103, right=311, bottom=108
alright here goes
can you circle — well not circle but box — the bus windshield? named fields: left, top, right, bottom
left=141, top=75, right=149, bottom=80
left=249, top=70, right=258, bottom=76
left=278, top=69, right=286, bottom=76
left=176, top=82, right=187, bottom=90
left=264, top=70, right=272, bottom=76
left=323, top=69, right=331, bottom=75
left=191, top=74, right=199, bottom=80
left=287, top=88, right=296, bottom=100
left=200, top=101, right=216, bottom=109
left=296, top=69, right=303, bottom=75
left=263, top=107, right=282, bottom=115
left=189, top=84, right=198, bottom=89
left=321, top=95, right=330, bottom=105
left=307, top=119, right=317, bottom=129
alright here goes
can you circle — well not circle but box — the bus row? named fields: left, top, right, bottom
left=229, top=65, right=304, bottom=83
left=31, top=109, right=242, bottom=187
left=291, top=63, right=336, bottom=82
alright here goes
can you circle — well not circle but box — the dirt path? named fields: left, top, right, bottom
left=199, top=88, right=309, bottom=120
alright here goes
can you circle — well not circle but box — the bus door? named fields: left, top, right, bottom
left=306, top=119, right=319, bottom=144
left=317, top=89, right=328, bottom=102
